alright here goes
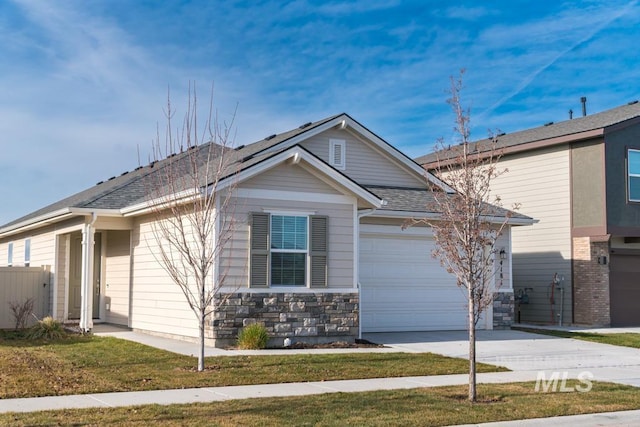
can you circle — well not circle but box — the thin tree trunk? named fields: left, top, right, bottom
left=198, top=309, right=205, bottom=372
left=468, top=285, right=477, bottom=402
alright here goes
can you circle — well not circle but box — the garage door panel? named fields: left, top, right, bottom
left=360, top=231, right=475, bottom=333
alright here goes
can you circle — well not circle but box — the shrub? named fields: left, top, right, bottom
left=27, top=316, right=66, bottom=340
left=8, top=298, right=35, bottom=330
left=237, top=323, right=269, bottom=349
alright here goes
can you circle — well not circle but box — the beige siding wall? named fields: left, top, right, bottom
left=489, top=146, right=572, bottom=323
left=301, top=129, right=425, bottom=187
left=242, top=162, right=341, bottom=194
left=131, top=213, right=200, bottom=338
left=224, top=194, right=355, bottom=291
left=104, top=230, right=131, bottom=326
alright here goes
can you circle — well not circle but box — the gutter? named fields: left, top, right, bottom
left=369, top=210, right=537, bottom=225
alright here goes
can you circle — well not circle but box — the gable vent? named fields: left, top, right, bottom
left=329, top=139, right=346, bottom=170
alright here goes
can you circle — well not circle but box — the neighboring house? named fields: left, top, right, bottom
left=0, top=114, right=531, bottom=346
left=417, top=101, right=640, bottom=327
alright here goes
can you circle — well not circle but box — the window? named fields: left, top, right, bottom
left=329, top=139, right=346, bottom=169
left=629, top=149, right=640, bottom=202
left=24, top=238, right=31, bottom=267
left=7, top=242, right=13, bottom=266
left=271, top=215, right=307, bottom=286
left=249, top=212, right=328, bottom=288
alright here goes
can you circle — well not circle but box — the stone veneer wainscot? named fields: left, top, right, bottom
left=212, top=292, right=359, bottom=348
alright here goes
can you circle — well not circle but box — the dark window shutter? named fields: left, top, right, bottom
left=249, top=212, right=270, bottom=288
left=309, top=215, right=328, bottom=288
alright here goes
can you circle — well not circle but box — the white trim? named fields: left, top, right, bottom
left=237, top=188, right=354, bottom=205
left=0, top=209, right=72, bottom=237
left=260, top=114, right=453, bottom=193
left=219, top=146, right=383, bottom=208
left=264, top=209, right=316, bottom=216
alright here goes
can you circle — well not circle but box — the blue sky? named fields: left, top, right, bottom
left=1, top=0, right=639, bottom=224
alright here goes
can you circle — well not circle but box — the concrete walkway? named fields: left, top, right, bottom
left=2, top=326, right=640, bottom=426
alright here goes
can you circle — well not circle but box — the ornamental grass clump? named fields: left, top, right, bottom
left=27, top=316, right=66, bottom=340
left=237, top=323, right=269, bottom=349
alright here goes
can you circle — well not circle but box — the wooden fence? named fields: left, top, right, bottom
left=0, top=266, right=51, bottom=329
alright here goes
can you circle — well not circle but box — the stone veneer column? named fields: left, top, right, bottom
left=492, top=291, right=514, bottom=329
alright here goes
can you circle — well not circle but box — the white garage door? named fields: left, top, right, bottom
left=360, top=227, right=475, bottom=332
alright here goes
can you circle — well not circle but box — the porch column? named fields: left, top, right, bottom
left=79, top=214, right=97, bottom=332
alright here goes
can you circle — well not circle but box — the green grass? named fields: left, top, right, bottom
left=0, top=335, right=506, bottom=399
left=515, top=327, right=640, bottom=348
left=3, top=381, right=640, bottom=426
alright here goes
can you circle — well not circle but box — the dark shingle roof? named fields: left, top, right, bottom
left=365, top=185, right=531, bottom=221
left=1, top=114, right=342, bottom=230
left=415, top=101, right=640, bottom=165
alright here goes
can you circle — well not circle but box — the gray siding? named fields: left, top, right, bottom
left=301, top=129, right=425, bottom=187
left=242, top=162, right=342, bottom=194
left=605, top=124, right=640, bottom=232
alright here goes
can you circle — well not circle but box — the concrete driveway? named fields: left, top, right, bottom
left=363, top=329, right=640, bottom=387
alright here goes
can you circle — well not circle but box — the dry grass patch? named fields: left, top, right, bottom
left=3, top=382, right=640, bottom=426
left=0, top=335, right=505, bottom=398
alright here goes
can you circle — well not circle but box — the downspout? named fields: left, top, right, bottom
left=79, top=212, right=98, bottom=332
left=356, top=207, right=379, bottom=340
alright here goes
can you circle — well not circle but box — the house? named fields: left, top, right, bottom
left=0, top=114, right=532, bottom=346
left=417, top=101, right=640, bottom=327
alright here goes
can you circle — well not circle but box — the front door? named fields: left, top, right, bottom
left=67, top=232, right=102, bottom=320
left=68, top=233, right=82, bottom=319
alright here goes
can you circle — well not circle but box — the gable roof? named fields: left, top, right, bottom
left=416, top=101, right=640, bottom=166
left=2, top=113, right=433, bottom=235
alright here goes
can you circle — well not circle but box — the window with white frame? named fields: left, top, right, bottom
left=7, top=242, right=13, bottom=266
left=629, top=149, right=640, bottom=202
left=270, top=215, right=307, bottom=286
left=249, top=212, right=328, bottom=288
left=24, top=238, right=31, bottom=267
left=329, top=139, right=346, bottom=169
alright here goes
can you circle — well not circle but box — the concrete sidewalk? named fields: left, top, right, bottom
left=0, top=371, right=537, bottom=414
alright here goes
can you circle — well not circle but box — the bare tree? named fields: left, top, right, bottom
left=9, top=298, right=34, bottom=330
left=145, top=83, right=238, bottom=371
left=409, top=71, right=517, bottom=401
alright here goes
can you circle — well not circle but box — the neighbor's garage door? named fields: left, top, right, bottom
left=610, top=251, right=640, bottom=326
left=360, top=226, right=473, bottom=332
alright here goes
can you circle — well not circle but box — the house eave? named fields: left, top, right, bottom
left=371, top=209, right=536, bottom=225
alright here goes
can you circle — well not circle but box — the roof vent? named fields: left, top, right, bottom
left=120, top=171, right=129, bottom=176
left=497, top=132, right=506, bottom=137
left=134, top=166, right=143, bottom=171
left=150, top=160, right=157, bottom=168
left=265, top=134, right=276, bottom=140
left=628, top=100, right=639, bottom=105
left=299, top=122, right=312, bottom=129
left=234, top=144, right=245, bottom=151
left=108, top=176, right=116, bottom=181
left=544, top=122, right=554, bottom=126
left=166, top=153, right=176, bottom=159
left=96, top=181, right=104, bottom=185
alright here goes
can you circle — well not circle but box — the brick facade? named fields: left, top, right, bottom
left=212, top=292, right=359, bottom=348
left=572, top=237, right=610, bottom=325
left=492, top=291, right=514, bottom=329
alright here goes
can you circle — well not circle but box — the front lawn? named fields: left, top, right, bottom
left=0, top=335, right=505, bottom=398
left=515, top=327, right=640, bottom=349
left=3, top=381, right=640, bottom=426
